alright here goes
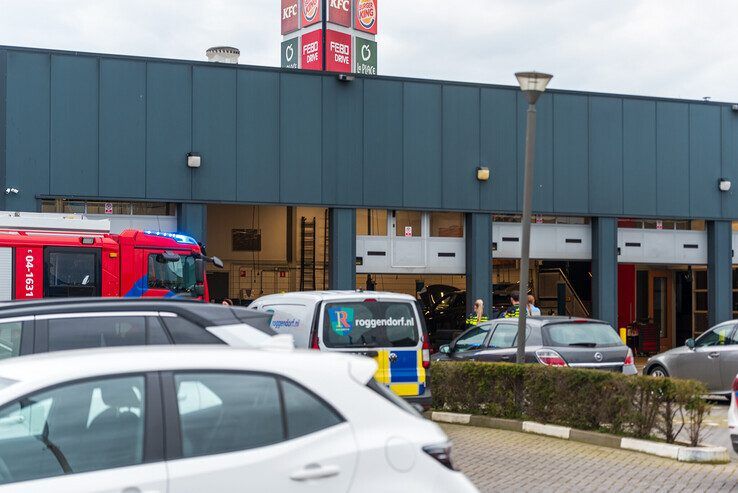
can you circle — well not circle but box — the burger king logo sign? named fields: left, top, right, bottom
left=302, top=0, right=321, bottom=26
left=355, top=0, right=377, bottom=34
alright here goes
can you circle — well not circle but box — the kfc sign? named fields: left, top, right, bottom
left=302, top=0, right=322, bottom=27
left=328, top=0, right=352, bottom=27
left=301, top=29, right=323, bottom=71
left=325, top=30, right=351, bottom=72
left=281, top=0, right=300, bottom=34
left=355, top=0, right=377, bottom=34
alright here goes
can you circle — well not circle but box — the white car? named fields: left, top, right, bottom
left=730, top=373, right=738, bottom=453
left=0, top=346, right=478, bottom=493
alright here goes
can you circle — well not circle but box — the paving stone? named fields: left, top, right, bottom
left=440, top=423, right=738, bottom=493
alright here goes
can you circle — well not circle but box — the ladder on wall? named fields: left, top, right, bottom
left=323, top=210, right=330, bottom=289
left=300, top=217, right=317, bottom=291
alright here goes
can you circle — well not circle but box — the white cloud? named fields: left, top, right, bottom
left=0, top=0, right=737, bottom=101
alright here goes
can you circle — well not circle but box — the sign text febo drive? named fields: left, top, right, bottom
left=301, top=29, right=323, bottom=71
left=325, top=30, right=352, bottom=72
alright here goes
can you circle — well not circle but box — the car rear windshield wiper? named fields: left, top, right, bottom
left=568, top=342, right=597, bottom=347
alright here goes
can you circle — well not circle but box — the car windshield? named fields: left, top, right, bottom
left=322, top=301, right=419, bottom=348
left=147, top=254, right=198, bottom=294
left=543, top=322, right=623, bottom=348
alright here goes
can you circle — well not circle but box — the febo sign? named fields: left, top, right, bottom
left=328, top=0, right=352, bottom=27
left=302, top=0, right=322, bottom=27
left=281, top=0, right=300, bottom=34
left=301, top=29, right=323, bottom=71
left=355, top=36, right=377, bottom=75
left=354, top=0, right=377, bottom=34
left=16, top=247, right=42, bottom=299
left=281, top=37, right=300, bottom=69
left=325, top=30, right=352, bottom=73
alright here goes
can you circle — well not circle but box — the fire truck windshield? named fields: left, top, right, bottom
left=147, top=254, right=199, bottom=295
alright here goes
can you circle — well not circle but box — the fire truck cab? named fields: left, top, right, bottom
left=0, top=212, right=221, bottom=301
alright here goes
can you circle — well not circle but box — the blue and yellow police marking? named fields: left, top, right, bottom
left=374, top=349, right=425, bottom=397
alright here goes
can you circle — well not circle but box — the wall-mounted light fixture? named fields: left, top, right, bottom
left=4, top=188, right=19, bottom=195
left=187, top=152, right=202, bottom=168
left=719, top=178, right=731, bottom=192
left=337, top=74, right=355, bottom=82
left=732, top=104, right=738, bottom=112
left=476, top=166, right=490, bottom=182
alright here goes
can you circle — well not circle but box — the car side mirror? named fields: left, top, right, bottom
left=440, top=345, right=451, bottom=354
left=685, top=338, right=695, bottom=350
left=194, top=258, right=205, bottom=284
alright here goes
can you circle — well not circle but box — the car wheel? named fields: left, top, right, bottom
left=648, top=365, right=668, bottom=378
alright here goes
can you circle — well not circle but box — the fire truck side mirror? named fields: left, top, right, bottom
left=211, top=256, right=224, bottom=269
left=195, top=259, right=205, bottom=284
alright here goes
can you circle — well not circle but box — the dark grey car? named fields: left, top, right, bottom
left=432, top=316, right=638, bottom=375
left=643, top=320, right=738, bottom=395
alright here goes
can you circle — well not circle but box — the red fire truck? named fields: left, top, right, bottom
left=0, top=213, right=222, bottom=301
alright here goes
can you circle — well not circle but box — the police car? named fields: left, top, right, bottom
left=250, top=291, right=432, bottom=408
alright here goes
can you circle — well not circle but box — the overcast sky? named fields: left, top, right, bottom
left=0, top=0, right=736, bottom=102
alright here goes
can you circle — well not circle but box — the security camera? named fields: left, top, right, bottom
left=337, top=74, right=355, bottom=82
left=4, top=188, right=18, bottom=195
left=719, top=179, right=732, bottom=192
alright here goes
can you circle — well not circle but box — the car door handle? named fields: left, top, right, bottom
left=290, top=463, right=340, bottom=481
left=708, top=352, right=720, bottom=359
left=501, top=356, right=511, bottom=361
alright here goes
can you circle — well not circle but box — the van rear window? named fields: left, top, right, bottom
left=322, top=302, right=419, bottom=348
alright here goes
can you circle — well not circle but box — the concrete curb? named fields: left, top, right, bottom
left=429, top=411, right=730, bottom=464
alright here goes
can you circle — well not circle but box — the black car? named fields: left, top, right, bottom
left=424, top=284, right=517, bottom=349
left=0, top=298, right=276, bottom=359
left=431, top=316, right=638, bottom=374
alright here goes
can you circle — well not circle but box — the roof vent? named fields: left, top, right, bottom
left=206, top=46, right=240, bottom=64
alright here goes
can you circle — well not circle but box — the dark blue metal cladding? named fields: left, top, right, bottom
left=322, top=76, right=363, bottom=206
left=656, top=102, right=690, bottom=217
left=591, top=217, right=618, bottom=329
left=589, top=97, right=623, bottom=215
left=480, top=88, right=517, bottom=212
left=403, top=82, right=442, bottom=209
left=517, top=92, right=553, bottom=212
left=50, top=55, right=98, bottom=197
left=363, top=79, right=402, bottom=208
left=707, top=220, right=732, bottom=327
left=192, top=66, right=237, bottom=202
left=1, top=47, right=737, bottom=219
left=553, top=93, right=588, bottom=214
left=146, top=62, right=192, bottom=200
left=465, top=213, right=492, bottom=315
left=622, top=99, right=657, bottom=216
left=99, top=59, right=146, bottom=198
left=690, top=104, right=721, bottom=218
left=443, top=85, right=480, bottom=210
left=721, top=106, right=738, bottom=217
left=237, top=70, right=280, bottom=203
left=328, top=208, right=356, bottom=289
left=5, top=51, right=49, bottom=211
left=281, top=73, right=322, bottom=204
left=0, top=50, right=5, bottom=211
left=177, top=203, right=207, bottom=244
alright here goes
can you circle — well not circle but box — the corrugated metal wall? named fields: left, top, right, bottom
left=2, top=46, right=737, bottom=219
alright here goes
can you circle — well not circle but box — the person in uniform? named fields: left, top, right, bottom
left=502, top=291, right=521, bottom=318
left=465, top=299, right=488, bottom=327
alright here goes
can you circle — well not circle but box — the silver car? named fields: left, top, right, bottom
left=643, top=321, right=738, bottom=396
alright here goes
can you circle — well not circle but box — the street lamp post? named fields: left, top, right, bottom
left=515, top=71, right=553, bottom=364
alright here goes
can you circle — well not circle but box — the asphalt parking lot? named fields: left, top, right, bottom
left=441, top=423, right=738, bottom=492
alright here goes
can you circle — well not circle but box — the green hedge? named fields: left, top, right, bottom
left=432, top=361, right=710, bottom=446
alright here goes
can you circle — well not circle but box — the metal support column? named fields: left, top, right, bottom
left=465, top=213, right=493, bottom=317
left=328, top=208, right=356, bottom=290
left=177, top=203, right=207, bottom=246
left=707, top=220, right=732, bottom=327
left=591, top=217, right=618, bottom=329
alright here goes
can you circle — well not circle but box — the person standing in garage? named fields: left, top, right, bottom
left=465, top=299, right=488, bottom=328
left=502, top=291, right=521, bottom=318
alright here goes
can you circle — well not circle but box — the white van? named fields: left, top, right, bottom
left=250, top=291, right=431, bottom=408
